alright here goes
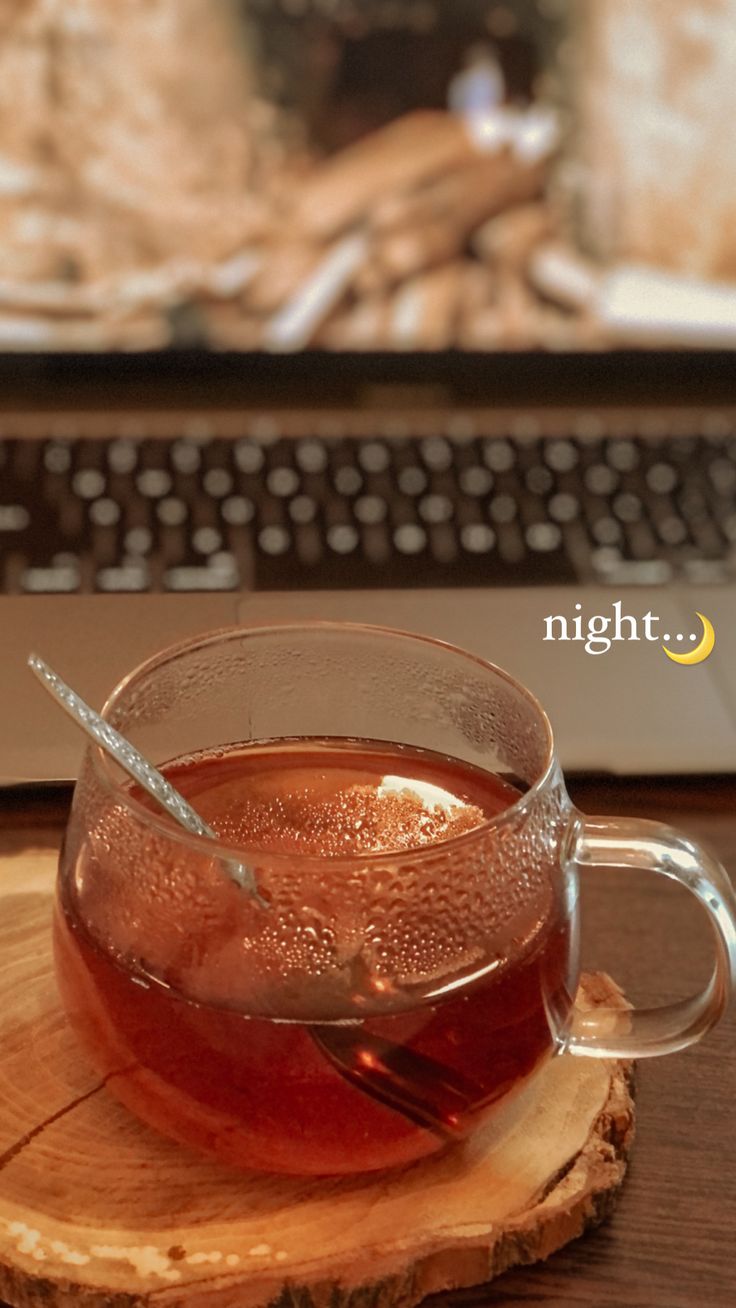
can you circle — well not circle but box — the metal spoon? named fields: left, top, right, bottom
left=27, top=653, right=262, bottom=901
left=310, top=1023, right=480, bottom=1141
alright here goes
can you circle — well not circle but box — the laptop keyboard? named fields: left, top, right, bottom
left=2, top=424, right=736, bottom=593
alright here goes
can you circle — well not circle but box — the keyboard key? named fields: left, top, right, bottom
left=420, top=438, right=452, bottom=472
left=22, top=564, right=80, bottom=593
left=267, top=466, right=300, bottom=498
left=419, top=494, right=453, bottom=524
left=585, top=465, right=618, bottom=496
left=89, top=498, right=121, bottom=527
left=210, top=550, right=237, bottom=571
left=525, top=465, right=554, bottom=496
left=461, top=523, right=496, bottom=554
left=164, top=566, right=237, bottom=591
left=358, top=441, right=390, bottom=474
left=613, top=492, right=643, bottom=524
left=169, top=439, right=201, bottom=474
left=295, top=440, right=328, bottom=474
left=97, top=563, right=149, bottom=592
left=333, top=465, right=363, bottom=497
left=192, top=526, right=222, bottom=555
left=544, top=440, right=578, bottom=473
left=548, top=493, right=580, bottom=523
left=234, top=441, right=265, bottom=474
left=482, top=439, right=515, bottom=473
left=0, top=505, right=30, bottom=531
left=397, top=465, right=428, bottom=497
left=203, top=467, right=234, bottom=498
left=526, top=522, right=562, bottom=552
left=394, top=523, right=427, bottom=555
left=222, top=495, right=255, bottom=526
left=591, top=546, right=622, bottom=574
left=157, top=497, right=188, bottom=526
left=354, top=494, right=387, bottom=525
left=646, top=462, right=678, bottom=495
left=327, top=523, right=360, bottom=554
left=591, top=517, right=623, bottom=546
left=606, top=440, right=640, bottom=472
left=709, top=458, right=736, bottom=494
left=124, top=526, right=153, bottom=555
left=258, top=524, right=291, bottom=556
left=657, top=516, right=689, bottom=546
left=44, top=443, right=72, bottom=474
left=488, top=494, right=517, bottom=524
left=682, top=559, right=731, bottom=584
left=288, top=494, right=318, bottom=525
left=459, top=465, right=493, bottom=497
left=595, top=560, right=673, bottom=585
left=106, top=439, right=139, bottom=475
left=137, top=469, right=172, bottom=498
left=72, top=469, right=106, bottom=500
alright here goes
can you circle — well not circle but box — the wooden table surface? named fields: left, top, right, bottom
left=1, top=776, right=734, bottom=1308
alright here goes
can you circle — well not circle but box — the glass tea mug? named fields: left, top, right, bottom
left=55, top=624, right=736, bottom=1175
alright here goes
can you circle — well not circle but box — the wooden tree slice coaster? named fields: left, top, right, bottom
left=0, top=846, right=635, bottom=1308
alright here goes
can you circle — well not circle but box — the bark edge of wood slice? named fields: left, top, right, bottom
left=0, top=849, right=635, bottom=1308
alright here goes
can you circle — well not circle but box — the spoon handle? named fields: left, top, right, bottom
left=27, top=653, right=259, bottom=897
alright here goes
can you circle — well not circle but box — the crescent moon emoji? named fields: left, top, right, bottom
left=663, top=613, right=715, bottom=665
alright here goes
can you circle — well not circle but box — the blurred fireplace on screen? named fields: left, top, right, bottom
left=0, top=0, right=733, bottom=353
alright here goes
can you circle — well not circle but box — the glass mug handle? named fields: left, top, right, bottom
left=567, top=815, right=736, bottom=1059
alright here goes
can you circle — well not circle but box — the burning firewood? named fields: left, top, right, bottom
left=386, top=262, right=466, bottom=351
left=292, top=111, right=483, bottom=242
left=264, top=232, right=369, bottom=351
left=473, top=202, right=552, bottom=271
left=246, top=243, right=322, bottom=315
left=319, top=297, right=387, bottom=352
left=375, top=151, right=548, bottom=287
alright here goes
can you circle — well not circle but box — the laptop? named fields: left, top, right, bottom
left=1, top=4, right=735, bottom=783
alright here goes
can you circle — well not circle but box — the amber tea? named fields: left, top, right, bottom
left=55, top=736, right=573, bottom=1175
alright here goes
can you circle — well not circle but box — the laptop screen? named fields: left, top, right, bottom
left=0, top=1, right=733, bottom=359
